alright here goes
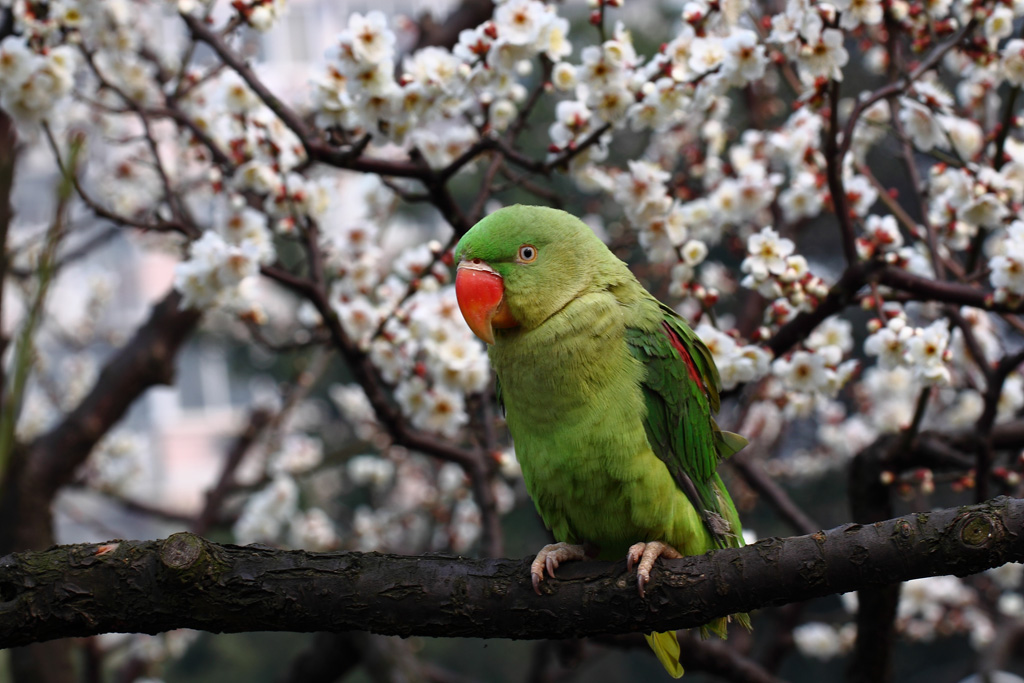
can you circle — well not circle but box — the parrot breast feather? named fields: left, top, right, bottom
left=625, top=308, right=748, bottom=548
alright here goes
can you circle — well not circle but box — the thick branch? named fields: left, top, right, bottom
left=848, top=436, right=899, bottom=683
left=1, top=497, right=1022, bottom=648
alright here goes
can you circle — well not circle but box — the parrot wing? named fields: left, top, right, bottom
left=625, top=302, right=748, bottom=549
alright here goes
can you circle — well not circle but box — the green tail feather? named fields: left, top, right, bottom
left=645, top=631, right=683, bottom=678
left=699, top=618, right=728, bottom=640
left=734, top=611, right=753, bottom=631
left=699, top=613, right=754, bottom=640
left=713, top=427, right=748, bottom=459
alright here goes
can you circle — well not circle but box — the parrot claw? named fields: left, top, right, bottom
left=626, top=541, right=684, bottom=599
left=530, top=542, right=587, bottom=595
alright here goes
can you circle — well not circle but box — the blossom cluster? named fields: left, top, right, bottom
left=695, top=323, right=771, bottom=391
left=231, top=428, right=335, bottom=549
left=990, top=220, right=1024, bottom=303
left=0, top=36, right=77, bottom=123
left=864, top=314, right=952, bottom=386
left=312, top=4, right=570, bottom=151
left=82, top=430, right=148, bottom=496
left=229, top=0, right=288, bottom=32
left=173, top=230, right=266, bottom=311
left=927, top=163, right=1016, bottom=256
left=316, top=192, right=490, bottom=438
left=321, top=450, right=516, bottom=554
left=742, top=226, right=830, bottom=327
left=795, top=574, right=1002, bottom=662
left=773, top=320, right=858, bottom=399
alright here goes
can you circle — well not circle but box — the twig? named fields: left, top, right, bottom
left=730, top=450, right=819, bottom=536
left=838, top=20, right=977, bottom=161
left=888, top=96, right=946, bottom=281
left=192, top=409, right=273, bottom=536
left=0, top=136, right=79, bottom=478
left=825, top=78, right=857, bottom=264
left=43, top=126, right=198, bottom=238
left=974, top=346, right=1024, bottom=501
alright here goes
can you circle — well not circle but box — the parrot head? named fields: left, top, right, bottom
left=454, top=205, right=616, bottom=344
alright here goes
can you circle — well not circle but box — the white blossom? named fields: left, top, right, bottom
left=773, top=350, right=831, bottom=394
left=741, top=227, right=795, bottom=284
left=985, top=5, right=1015, bottom=42
left=681, top=239, right=708, bottom=267
left=835, top=0, right=883, bottom=28
left=864, top=319, right=913, bottom=370
left=899, top=98, right=946, bottom=152
left=174, top=232, right=262, bottom=310
left=807, top=317, right=854, bottom=353
left=233, top=475, right=299, bottom=545
left=797, top=28, right=849, bottom=81
left=290, top=508, right=339, bottom=551
left=494, top=0, right=549, bottom=47
left=270, top=434, right=324, bottom=475
left=341, top=11, right=396, bottom=66
left=793, top=622, right=843, bottom=660
left=1002, top=39, right=1024, bottom=86
left=347, top=454, right=395, bottom=489
left=721, top=29, right=766, bottom=84
left=905, top=321, right=952, bottom=385
left=864, top=214, right=903, bottom=252
left=778, top=172, right=822, bottom=223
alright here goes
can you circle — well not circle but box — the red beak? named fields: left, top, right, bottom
left=455, top=260, right=518, bottom=344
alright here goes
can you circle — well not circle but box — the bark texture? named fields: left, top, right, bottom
left=0, top=496, right=1021, bottom=648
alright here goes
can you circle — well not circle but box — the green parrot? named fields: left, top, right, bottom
left=453, top=205, right=749, bottom=678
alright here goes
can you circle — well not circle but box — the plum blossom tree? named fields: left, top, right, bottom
left=1, top=0, right=1024, bottom=681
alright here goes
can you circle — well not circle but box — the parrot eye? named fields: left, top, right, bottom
left=517, top=244, right=538, bottom=263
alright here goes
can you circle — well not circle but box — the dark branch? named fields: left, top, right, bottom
left=413, top=0, right=495, bottom=51
left=1, top=496, right=1022, bottom=648
left=825, top=77, right=856, bottom=265
left=877, top=267, right=1014, bottom=312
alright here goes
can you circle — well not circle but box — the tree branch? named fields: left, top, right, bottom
left=1, top=496, right=1022, bottom=648
left=825, top=78, right=856, bottom=265
left=877, top=267, right=1015, bottom=312
left=847, top=436, right=899, bottom=683
left=413, top=0, right=495, bottom=51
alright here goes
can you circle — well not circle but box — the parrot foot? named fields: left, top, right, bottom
left=530, top=542, right=587, bottom=595
left=626, top=541, right=683, bottom=598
